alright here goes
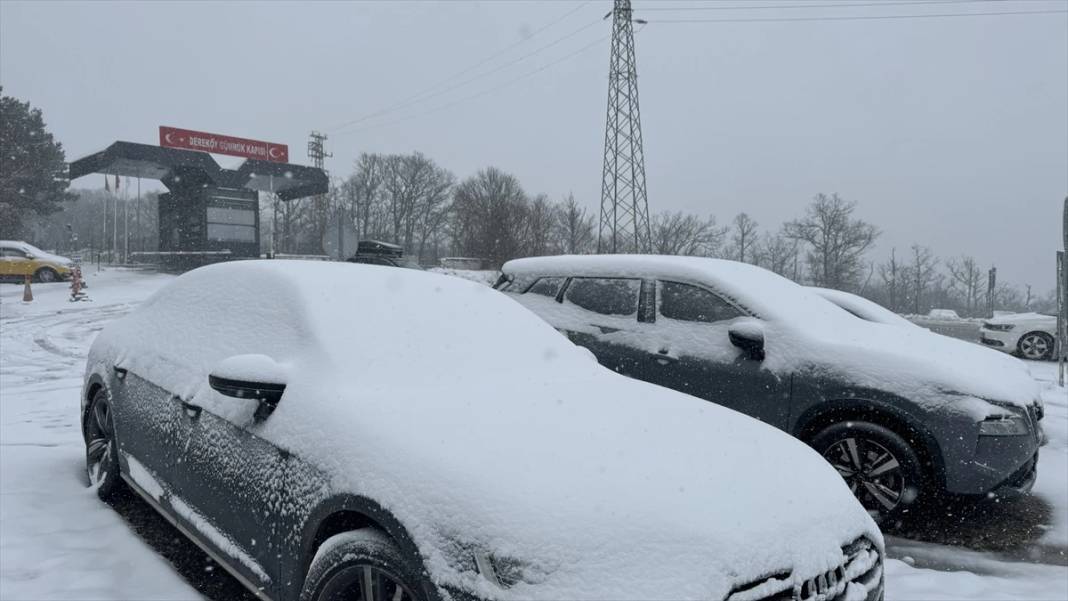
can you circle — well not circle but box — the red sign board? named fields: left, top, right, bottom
left=159, top=126, right=289, bottom=163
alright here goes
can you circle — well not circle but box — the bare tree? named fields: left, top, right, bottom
left=519, top=194, right=555, bottom=256
left=756, top=228, right=798, bottom=278
left=554, top=193, right=594, bottom=254
left=785, top=193, right=879, bottom=289
left=450, top=167, right=528, bottom=267
left=651, top=211, right=727, bottom=256
left=878, top=248, right=903, bottom=312
left=905, top=244, right=939, bottom=314
left=946, top=255, right=984, bottom=317
left=728, top=212, right=759, bottom=263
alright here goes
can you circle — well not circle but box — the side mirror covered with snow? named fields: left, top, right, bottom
left=208, top=354, right=288, bottom=422
left=728, top=321, right=765, bottom=361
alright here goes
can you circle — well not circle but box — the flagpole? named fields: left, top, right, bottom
left=123, top=177, right=129, bottom=263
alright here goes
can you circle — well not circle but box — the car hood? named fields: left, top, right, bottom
left=986, top=312, right=1056, bottom=327
left=771, top=319, right=1042, bottom=411
left=266, top=366, right=881, bottom=601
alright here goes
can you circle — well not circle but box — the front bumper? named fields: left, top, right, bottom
left=978, top=328, right=1018, bottom=354
left=944, top=416, right=1044, bottom=496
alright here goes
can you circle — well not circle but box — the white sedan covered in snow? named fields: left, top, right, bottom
left=81, top=261, right=884, bottom=601
left=980, top=312, right=1059, bottom=361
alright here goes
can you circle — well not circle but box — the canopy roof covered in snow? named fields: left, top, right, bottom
left=68, top=141, right=328, bottom=201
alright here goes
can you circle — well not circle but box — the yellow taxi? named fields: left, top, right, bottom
left=0, top=240, right=74, bottom=283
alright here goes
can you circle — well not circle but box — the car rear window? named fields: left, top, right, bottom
left=659, top=281, right=743, bottom=324
left=564, top=278, right=640, bottom=316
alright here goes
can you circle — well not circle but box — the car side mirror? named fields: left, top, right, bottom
left=208, top=354, right=287, bottom=422
left=728, top=321, right=766, bottom=361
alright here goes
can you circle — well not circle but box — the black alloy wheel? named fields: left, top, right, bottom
left=85, top=389, right=122, bottom=500
left=812, top=421, right=925, bottom=519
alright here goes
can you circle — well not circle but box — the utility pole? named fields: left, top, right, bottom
left=597, top=0, right=651, bottom=254
left=307, top=131, right=336, bottom=257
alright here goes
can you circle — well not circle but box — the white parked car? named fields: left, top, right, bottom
left=980, top=312, right=1059, bottom=361
left=82, top=261, right=884, bottom=601
left=808, top=287, right=919, bottom=329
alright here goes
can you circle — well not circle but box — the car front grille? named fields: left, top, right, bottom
left=979, top=337, right=1005, bottom=347
left=726, top=538, right=882, bottom=601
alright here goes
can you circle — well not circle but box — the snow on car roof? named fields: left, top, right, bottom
left=110, top=260, right=595, bottom=394
left=503, top=254, right=856, bottom=327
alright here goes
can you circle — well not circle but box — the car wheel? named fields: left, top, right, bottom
left=1017, top=331, right=1054, bottom=361
left=85, top=389, right=123, bottom=501
left=811, top=422, right=925, bottom=520
left=301, top=529, right=427, bottom=601
left=34, top=267, right=58, bottom=283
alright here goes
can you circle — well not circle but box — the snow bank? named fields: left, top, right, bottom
left=87, top=260, right=881, bottom=600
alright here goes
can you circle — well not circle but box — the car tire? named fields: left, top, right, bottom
left=84, top=389, right=124, bottom=501
left=1017, top=331, right=1054, bottom=361
left=810, top=421, right=926, bottom=520
left=34, top=267, right=58, bottom=283
left=301, top=528, right=428, bottom=601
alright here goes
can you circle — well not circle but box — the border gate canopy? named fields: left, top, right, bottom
left=68, top=141, right=327, bottom=201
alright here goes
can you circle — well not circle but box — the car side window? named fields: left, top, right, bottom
left=564, top=278, right=640, bottom=316
left=658, top=281, right=743, bottom=323
left=0, top=248, right=26, bottom=258
left=526, top=277, right=566, bottom=298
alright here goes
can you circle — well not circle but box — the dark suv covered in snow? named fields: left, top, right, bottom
left=498, top=255, right=1046, bottom=518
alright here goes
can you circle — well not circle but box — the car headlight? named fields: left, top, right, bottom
left=979, top=414, right=1030, bottom=436
left=982, top=323, right=1014, bottom=332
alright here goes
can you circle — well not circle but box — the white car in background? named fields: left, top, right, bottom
left=980, top=312, right=1059, bottom=361
left=808, top=287, right=919, bottom=329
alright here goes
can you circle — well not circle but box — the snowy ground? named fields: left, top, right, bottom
left=0, top=268, right=1065, bottom=600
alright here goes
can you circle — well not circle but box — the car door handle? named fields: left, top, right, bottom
left=177, top=397, right=203, bottom=420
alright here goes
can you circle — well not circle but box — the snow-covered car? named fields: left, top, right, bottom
left=808, top=287, right=919, bottom=329
left=926, top=308, right=961, bottom=320
left=81, top=261, right=885, bottom=601
left=499, top=255, right=1046, bottom=518
left=0, top=240, right=74, bottom=282
left=980, top=312, right=1059, bottom=361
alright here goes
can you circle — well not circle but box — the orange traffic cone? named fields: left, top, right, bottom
left=22, top=275, right=33, bottom=302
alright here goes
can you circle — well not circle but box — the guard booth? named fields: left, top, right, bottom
left=69, top=140, right=327, bottom=270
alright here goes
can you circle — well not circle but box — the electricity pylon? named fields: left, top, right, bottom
left=598, top=0, right=651, bottom=254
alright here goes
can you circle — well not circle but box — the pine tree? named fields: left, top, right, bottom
left=0, top=88, right=75, bottom=237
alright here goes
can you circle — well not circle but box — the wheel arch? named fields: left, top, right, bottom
left=794, top=398, right=946, bottom=489
left=1017, top=330, right=1055, bottom=358
left=295, top=494, right=437, bottom=600
left=82, top=374, right=107, bottom=441
left=33, top=265, right=59, bottom=281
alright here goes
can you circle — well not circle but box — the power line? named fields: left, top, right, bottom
left=328, top=0, right=595, bottom=133
left=335, top=33, right=612, bottom=137
left=644, top=8, right=1066, bottom=23
left=639, top=0, right=1017, bottom=11
left=334, top=17, right=603, bottom=134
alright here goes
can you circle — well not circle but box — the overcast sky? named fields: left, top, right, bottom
left=2, top=0, right=1065, bottom=291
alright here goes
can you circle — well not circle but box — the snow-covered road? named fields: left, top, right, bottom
left=1, top=269, right=1065, bottom=600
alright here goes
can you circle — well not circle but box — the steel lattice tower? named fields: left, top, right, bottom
left=598, top=0, right=650, bottom=254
